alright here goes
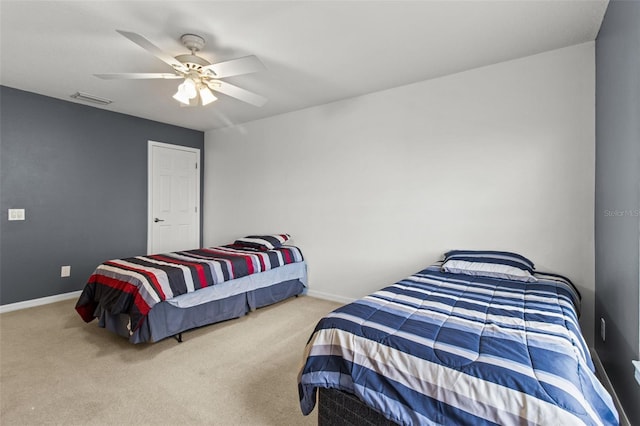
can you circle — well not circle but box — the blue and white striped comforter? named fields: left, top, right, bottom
left=298, top=265, right=618, bottom=425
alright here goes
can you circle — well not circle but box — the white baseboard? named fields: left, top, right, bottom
left=590, top=347, right=630, bottom=426
left=305, top=289, right=355, bottom=305
left=0, top=291, right=82, bottom=314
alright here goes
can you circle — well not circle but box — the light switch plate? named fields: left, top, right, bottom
left=8, top=209, right=25, bottom=221
left=633, top=360, right=640, bottom=386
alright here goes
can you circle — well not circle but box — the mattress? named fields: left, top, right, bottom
left=165, top=261, right=307, bottom=308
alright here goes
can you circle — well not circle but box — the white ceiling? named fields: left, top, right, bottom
left=0, top=1, right=608, bottom=132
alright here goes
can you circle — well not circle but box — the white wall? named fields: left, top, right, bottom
left=205, top=42, right=596, bottom=344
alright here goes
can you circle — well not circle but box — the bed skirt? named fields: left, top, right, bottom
left=97, top=278, right=305, bottom=343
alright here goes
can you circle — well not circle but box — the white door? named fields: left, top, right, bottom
left=148, top=141, right=200, bottom=254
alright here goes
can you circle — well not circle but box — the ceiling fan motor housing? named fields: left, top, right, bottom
left=180, top=34, right=205, bottom=52
left=176, top=34, right=211, bottom=71
left=175, top=54, right=211, bottom=71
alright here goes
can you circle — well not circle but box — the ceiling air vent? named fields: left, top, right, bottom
left=70, top=92, right=113, bottom=105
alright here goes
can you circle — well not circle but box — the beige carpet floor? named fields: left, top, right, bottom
left=0, top=295, right=340, bottom=425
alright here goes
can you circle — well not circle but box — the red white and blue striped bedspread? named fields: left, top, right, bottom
left=75, top=245, right=304, bottom=331
left=298, top=265, right=618, bottom=426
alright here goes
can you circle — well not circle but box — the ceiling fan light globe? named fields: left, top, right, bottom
left=182, top=78, right=197, bottom=99
left=173, top=88, right=191, bottom=105
left=199, top=87, right=217, bottom=105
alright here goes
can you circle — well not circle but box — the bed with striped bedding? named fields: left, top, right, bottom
left=76, top=242, right=304, bottom=341
left=298, top=263, right=618, bottom=425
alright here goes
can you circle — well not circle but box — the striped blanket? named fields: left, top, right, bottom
left=76, top=245, right=304, bottom=331
left=298, top=265, right=618, bottom=426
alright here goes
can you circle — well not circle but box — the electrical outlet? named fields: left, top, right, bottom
left=61, top=266, right=71, bottom=278
left=600, top=317, right=606, bottom=342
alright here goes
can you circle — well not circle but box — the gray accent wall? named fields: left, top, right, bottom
left=0, top=86, right=204, bottom=305
left=595, top=1, right=640, bottom=424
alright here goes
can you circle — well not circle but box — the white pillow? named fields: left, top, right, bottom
left=442, top=259, right=538, bottom=282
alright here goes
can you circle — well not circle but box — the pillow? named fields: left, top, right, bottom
left=442, top=259, right=538, bottom=282
left=441, top=250, right=537, bottom=282
left=233, top=234, right=291, bottom=251
left=443, top=250, right=535, bottom=273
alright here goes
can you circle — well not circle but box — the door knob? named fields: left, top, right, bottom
left=154, top=218, right=165, bottom=223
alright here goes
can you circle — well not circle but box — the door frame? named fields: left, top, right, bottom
left=147, top=140, right=201, bottom=254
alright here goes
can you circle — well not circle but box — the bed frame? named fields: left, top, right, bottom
left=318, top=388, right=396, bottom=426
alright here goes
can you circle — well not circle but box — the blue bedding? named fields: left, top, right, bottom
left=298, top=265, right=618, bottom=425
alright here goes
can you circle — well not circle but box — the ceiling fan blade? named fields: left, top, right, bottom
left=209, top=81, right=267, bottom=107
left=202, top=55, right=266, bottom=78
left=214, top=111, right=248, bottom=135
left=116, top=30, right=187, bottom=72
left=95, top=73, right=182, bottom=80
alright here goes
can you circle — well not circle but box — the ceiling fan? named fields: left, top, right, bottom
left=95, top=30, right=267, bottom=107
